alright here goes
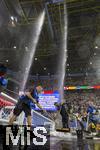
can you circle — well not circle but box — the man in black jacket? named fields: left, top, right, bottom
left=54, top=102, right=69, bottom=128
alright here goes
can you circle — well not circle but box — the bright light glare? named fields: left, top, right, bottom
left=14, top=46, right=16, bottom=49
left=11, top=16, right=14, bottom=20
left=95, top=46, right=98, bottom=49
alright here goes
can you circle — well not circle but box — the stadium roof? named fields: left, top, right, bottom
left=0, top=0, right=100, bottom=76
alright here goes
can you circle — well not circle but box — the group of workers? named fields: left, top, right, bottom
left=0, top=64, right=99, bottom=134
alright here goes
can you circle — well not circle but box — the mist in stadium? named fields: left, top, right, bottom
left=0, top=0, right=100, bottom=150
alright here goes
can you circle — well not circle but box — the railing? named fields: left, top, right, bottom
left=0, top=93, right=55, bottom=130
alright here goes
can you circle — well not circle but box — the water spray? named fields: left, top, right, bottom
left=21, top=10, right=45, bottom=91
left=59, top=2, right=68, bottom=102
